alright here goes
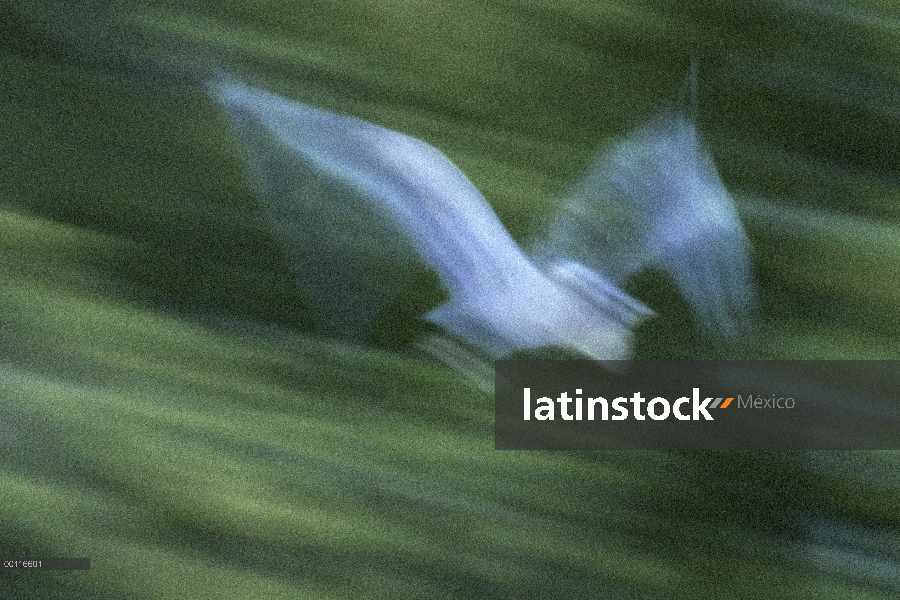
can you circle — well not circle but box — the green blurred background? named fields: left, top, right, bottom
left=1, top=1, right=899, bottom=598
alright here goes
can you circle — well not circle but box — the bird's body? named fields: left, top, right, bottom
left=210, top=77, right=652, bottom=361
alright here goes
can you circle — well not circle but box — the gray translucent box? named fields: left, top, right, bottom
left=495, top=361, right=900, bottom=450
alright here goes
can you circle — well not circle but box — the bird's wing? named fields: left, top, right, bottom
left=209, top=77, right=539, bottom=343
left=210, top=76, right=652, bottom=361
left=535, top=112, right=755, bottom=338
left=210, top=77, right=427, bottom=341
left=637, top=114, right=756, bottom=338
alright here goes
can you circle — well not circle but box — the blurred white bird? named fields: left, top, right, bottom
left=533, top=100, right=755, bottom=338
left=209, top=76, right=652, bottom=361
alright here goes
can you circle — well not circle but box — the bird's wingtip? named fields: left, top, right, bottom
left=204, top=69, right=250, bottom=104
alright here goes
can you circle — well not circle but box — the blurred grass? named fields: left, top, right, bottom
left=2, top=0, right=900, bottom=598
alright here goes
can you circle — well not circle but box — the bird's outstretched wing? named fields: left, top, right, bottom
left=209, top=77, right=423, bottom=341
left=534, top=111, right=755, bottom=338
left=209, top=76, right=652, bottom=359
